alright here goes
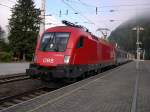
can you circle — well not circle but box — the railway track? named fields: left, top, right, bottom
left=0, top=74, right=30, bottom=84
left=0, top=87, right=55, bottom=110
left=0, top=75, right=67, bottom=111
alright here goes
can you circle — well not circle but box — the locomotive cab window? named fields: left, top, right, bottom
left=76, top=37, right=84, bottom=48
left=40, top=32, right=70, bottom=52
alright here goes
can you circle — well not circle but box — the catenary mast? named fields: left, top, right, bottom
left=39, top=0, right=46, bottom=36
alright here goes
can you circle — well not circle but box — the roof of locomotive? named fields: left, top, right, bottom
left=45, top=26, right=86, bottom=33
left=98, top=38, right=114, bottom=46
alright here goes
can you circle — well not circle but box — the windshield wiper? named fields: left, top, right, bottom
left=42, top=34, right=55, bottom=51
left=53, top=44, right=59, bottom=52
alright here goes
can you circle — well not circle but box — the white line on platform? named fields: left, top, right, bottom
left=131, top=65, right=139, bottom=112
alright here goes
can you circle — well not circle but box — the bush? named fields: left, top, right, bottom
left=25, top=53, right=33, bottom=61
left=0, top=52, right=13, bottom=62
left=0, top=41, right=11, bottom=52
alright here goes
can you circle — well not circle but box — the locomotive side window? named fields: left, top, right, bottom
left=76, top=37, right=84, bottom=48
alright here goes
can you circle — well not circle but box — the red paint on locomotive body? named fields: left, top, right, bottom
left=34, top=26, right=115, bottom=66
left=26, top=25, right=128, bottom=80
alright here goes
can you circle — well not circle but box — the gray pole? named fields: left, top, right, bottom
left=143, top=49, right=145, bottom=60
left=136, top=26, right=140, bottom=69
left=39, top=0, right=46, bottom=37
left=137, top=26, right=140, bottom=60
left=132, top=26, right=144, bottom=69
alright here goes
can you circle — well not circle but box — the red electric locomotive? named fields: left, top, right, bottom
left=26, top=21, right=116, bottom=81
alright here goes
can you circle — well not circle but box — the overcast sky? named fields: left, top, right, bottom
left=0, top=0, right=150, bottom=36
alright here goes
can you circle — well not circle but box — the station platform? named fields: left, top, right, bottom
left=0, top=63, right=29, bottom=76
left=2, top=61, right=150, bottom=112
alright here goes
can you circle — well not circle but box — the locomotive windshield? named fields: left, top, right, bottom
left=40, top=32, right=70, bottom=52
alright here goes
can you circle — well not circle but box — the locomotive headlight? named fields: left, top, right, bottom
left=64, top=56, right=70, bottom=64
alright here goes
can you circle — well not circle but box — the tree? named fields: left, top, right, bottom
left=0, top=26, right=5, bottom=42
left=8, top=0, right=41, bottom=61
left=0, top=26, right=5, bottom=52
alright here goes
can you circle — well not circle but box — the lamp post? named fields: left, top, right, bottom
left=132, top=26, right=144, bottom=60
left=132, top=26, right=144, bottom=69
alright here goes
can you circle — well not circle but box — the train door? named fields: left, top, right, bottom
left=74, top=36, right=85, bottom=64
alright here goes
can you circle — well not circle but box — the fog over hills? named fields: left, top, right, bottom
left=109, top=12, right=150, bottom=59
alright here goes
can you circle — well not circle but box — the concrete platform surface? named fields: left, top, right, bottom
left=0, top=63, right=29, bottom=75
left=2, top=61, right=150, bottom=112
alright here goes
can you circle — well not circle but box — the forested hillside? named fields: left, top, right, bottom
left=109, top=13, right=150, bottom=59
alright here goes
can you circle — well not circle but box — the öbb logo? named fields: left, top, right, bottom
left=43, top=58, right=54, bottom=63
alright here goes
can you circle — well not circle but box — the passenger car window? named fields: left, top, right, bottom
left=76, top=37, right=84, bottom=48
